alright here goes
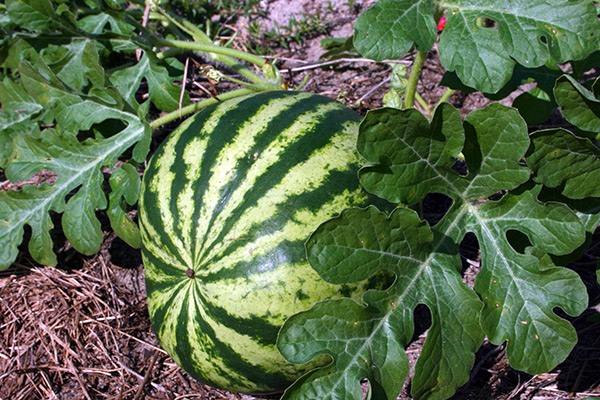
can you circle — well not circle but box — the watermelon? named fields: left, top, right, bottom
left=139, top=90, right=383, bottom=394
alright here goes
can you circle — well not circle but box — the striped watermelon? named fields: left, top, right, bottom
left=139, top=90, right=383, bottom=394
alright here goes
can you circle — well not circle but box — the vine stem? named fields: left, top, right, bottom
left=403, top=51, right=427, bottom=109
left=149, top=88, right=258, bottom=130
left=438, top=87, right=455, bottom=104
left=150, top=6, right=271, bottom=83
left=156, top=38, right=266, bottom=68
left=155, top=38, right=270, bottom=86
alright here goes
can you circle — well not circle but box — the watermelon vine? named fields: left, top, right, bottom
left=1, top=0, right=599, bottom=399
left=276, top=1, right=600, bottom=399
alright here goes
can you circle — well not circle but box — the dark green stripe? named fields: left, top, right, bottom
left=196, top=107, right=359, bottom=267
left=140, top=168, right=188, bottom=267
left=199, top=167, right=363, bottom=282
left=173, top=286, right=292, bottom=393
left=201, top=290, right=281, bottom=347
left=190, top=92, right=336, bottom=260
left=142, top=246, right=186, bottom=282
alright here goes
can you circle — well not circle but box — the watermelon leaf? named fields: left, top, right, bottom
left=0, top=59, right=150, bottom=270
left=354, top=0, right=600, bottom=94
left=43, top=38, right=106, bottom=91
left=438, top=0, right=599, bottom=93
left=6, top=0, right=59, bottom=32
left=554, top=75, right=600, bottom=138
left=279, top=103, right=589, bottom=399
left=353, top=0, right=438, bottom=60
left=109, top=51, right=190, bottom=113
left=280, top=206, right=484, bottom=400
left=108, top=163, right=142, bottom=249
left=528, top=129, right=600, bottom=200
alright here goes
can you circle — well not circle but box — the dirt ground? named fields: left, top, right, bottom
left=1, top=1, right=599, bottom=399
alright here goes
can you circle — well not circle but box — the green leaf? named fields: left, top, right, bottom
left=359, top=103, right=531, bottom=203
left=109, top=52, right=189, bottom=113
left=528, top=129, right=600, bottom=200
left=436, top=0, right=600, bottom=93
left=77, top=11, right=135, bottom=35
left=469, top=183, right=587, bottom=372
left=18, top=60, right=122, bottom=134
left=279, top=206, right=484, bottom=400
left=280, top=297, right=408, bottom=400
left=0, top=61, right=150, bottom=269
left=280, top=103, right=589, bottom=400
left=554, top=75, right=600, bottom=138
left=6, top=0, right=56, bottom=32
left=358, top=103, right=465, bottom=205
left=0, top=100, right=43, bottom=166
left=107, top=163, right=141, bottom=249
left=40, top=39, right=106, bottom=91
left=353, top=0, right=438, bottom=60
left=359, top=104, right=587, bottom=372
left=62, top=168, right=106, bottom=255
left=0, top=184, right=59, bottom=267
left=362, top=105, right=587, bottom=374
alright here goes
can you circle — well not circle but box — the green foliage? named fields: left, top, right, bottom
left=554, top=75, right=600, bottom=139
left=0, top=0, right=276, bottom=270
left=277, top=1, right=600, bottom=399
left=279, top=104, right=591, bottom=399
left=354, top=0, right=600, bottom=93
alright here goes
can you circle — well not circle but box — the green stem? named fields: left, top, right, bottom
left=438, top=87, right=455, bottom=105
left=403, top=51, right=427, bottom=109
left=415, top=93, right=430, bottom=113
left=156, top=38, right=269, bottom=86
left=151, top=5, right=280, bottom=87
left=149, top=88, right=259, bottom=130
left=157, top=39, right=266, bottom=67
left=152, top=7, right=211, bottom=44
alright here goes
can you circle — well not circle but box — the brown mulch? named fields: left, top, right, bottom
left=0, top=235, right=259, bottom=400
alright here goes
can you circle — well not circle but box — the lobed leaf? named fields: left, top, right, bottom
left=358, top=103, right=465, bottom=205
left=528, top=129, right=600, bottom=200
left=353, top=0, right=438, bottom=60
left=280, top=206, right=484, bottom=400
left=0, top=60, right=150, bottom=270
left=42, top=39, right=106, bottom=91
left=109, top=52, right=190, bottom=113
left=279, top=103, right=589, bottom=399
left=354, top=0, right=600, bottom=93
left=6, top=0, right=56, bottom=32
left=360, top=104, right=587, bottom=374
left=107, top=163, right=142, bottom=249
left=554, top=75, right=600, bottom=138
left=438, top=0, right=600, bottom=93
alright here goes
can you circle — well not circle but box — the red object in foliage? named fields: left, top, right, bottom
left=437, top=16, right=447, bottom=31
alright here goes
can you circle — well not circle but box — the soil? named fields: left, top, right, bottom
left=1, top=1, right=599, bottom=399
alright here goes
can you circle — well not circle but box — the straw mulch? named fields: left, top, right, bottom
left=0, top=233, right=261, bottom=400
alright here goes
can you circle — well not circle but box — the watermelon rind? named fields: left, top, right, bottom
left=139, top=90, right=382, bottom=394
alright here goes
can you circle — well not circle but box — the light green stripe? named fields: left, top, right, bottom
left=151, top=281, right=189, bottom=362
left=205, top=118, right=358, bottom=268
left=203, top=188, right=367, bottom=323
left=139, top=195, right=187, bottom=271
left=147, top=124, right=193, bottom=267
left=192, top=94, right=314, bottom=265
left=196, top=102, right=351, bottom=269
left=197, top=94, right=250, bottom=137
left=178, top=135, right=210, bottom=250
